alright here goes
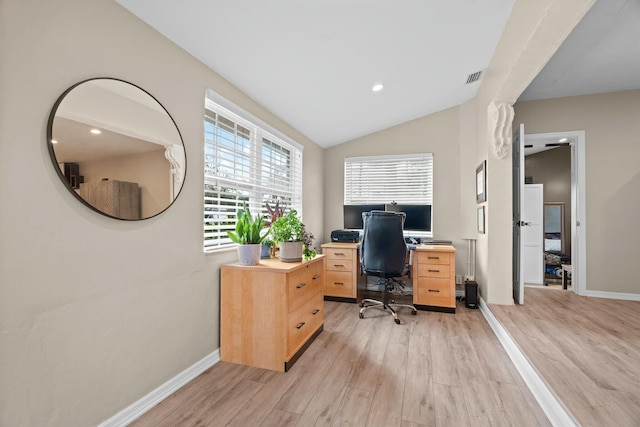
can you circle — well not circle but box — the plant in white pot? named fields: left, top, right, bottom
left=226, top=204, right=270, bottom=265
left=270, top=210, right=317, bottom=262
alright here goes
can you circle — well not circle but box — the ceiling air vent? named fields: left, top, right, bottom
left=465, top=70, right=483, bottom=84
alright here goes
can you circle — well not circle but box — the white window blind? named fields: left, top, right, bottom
left=204, top=98, right=302, bottom=251
left=344, top=153, right=433, bottom=205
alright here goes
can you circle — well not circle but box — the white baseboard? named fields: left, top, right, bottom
left=99, top=350, right=220, bottom=427
left=479, top=298, right=578, bottom=427
left=586, top=290, right=640, bottom=301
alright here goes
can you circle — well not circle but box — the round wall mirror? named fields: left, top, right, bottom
left=47, top=78, right=186, bottom=220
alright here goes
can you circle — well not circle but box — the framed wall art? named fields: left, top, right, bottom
left=476, top=160, right=486, bottom=203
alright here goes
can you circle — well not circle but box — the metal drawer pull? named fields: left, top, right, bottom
left=313, top=274, right=320, bottom=280
left=296, top=322, right=306, bottom=329
left=428, top=256, right=440, bottom=260
left=312, top=309, right=320, bottom=315
left=296, top=283, right=306, bottom=289
left=428, top=269, right=440, bottom=273
left=334, top=282, right=344, bottom=285
left=428, top=289, right=440, bottom=293
left=334, top=264, right=345, bottom=267
left=335, top=252, right=345, bottom=255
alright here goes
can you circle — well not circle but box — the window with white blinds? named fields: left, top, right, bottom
left=344, top=153, right=433, bottom=205
left=204, top=98, right=302, bottom=252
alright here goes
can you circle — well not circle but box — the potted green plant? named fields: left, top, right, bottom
left=226, top=204, right=270, bottom=265
left=261, top=238, right=274, bottom=259
left=270, top=210, right=316, bottom=262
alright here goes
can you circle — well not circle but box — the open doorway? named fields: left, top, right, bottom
left=520, top=131, right=586, bottom=297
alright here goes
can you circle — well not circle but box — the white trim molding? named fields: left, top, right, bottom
left=488, top=101, right=514, bottom=159
left=586, top=291, right=640, bottom=301
left=98, top=350, right=220, bottom=427
left=479, top=298, right=578, bottom=427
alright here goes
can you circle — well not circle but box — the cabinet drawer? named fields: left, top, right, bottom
left=417, top=252, right=450, bottom=265
left=325, top=271, right=354, bottom=297
left=288, top=267, right=322, bottom=313
left=288, top=294, right=323, bottom=356
left=416, top=263, right=450, bottom=278
left=327, top=259, right=353, bottom=272
left=416, top=277, right=453, bottom=307
left=326, top=248, right=354, bottom=261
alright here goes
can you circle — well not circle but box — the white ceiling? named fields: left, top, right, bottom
left=115, top=0, right=515, bottom=148
left=115, top=0, right=640, bottom=148
left=519, top=0, right=640, bottom=101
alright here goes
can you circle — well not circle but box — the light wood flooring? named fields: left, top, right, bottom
left=490, top=286, right=640, bottom=427
left=131, top=301, right=549, bottom=427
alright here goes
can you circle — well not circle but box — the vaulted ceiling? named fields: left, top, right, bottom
left=115, top=0, right=640, bottom=148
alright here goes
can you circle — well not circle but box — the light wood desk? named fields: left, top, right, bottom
left=220, top=255, right=325, bottom=372
left=321, top=242, right=456, bottom=313
left=413, top=245, right=456, bottom=313
left=321, top=242, right=362, bottom=302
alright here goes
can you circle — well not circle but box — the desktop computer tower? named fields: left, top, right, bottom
left=464, top=280, right=479, bottom=309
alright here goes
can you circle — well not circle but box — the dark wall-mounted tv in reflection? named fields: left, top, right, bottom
left=343, top=204, right=385, bottom=229
left=384, top=204, right=432, bottom=232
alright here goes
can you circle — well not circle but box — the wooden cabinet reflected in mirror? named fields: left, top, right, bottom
left=47, top=78, right=186, bottom=220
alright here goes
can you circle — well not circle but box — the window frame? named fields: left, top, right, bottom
left=344, top=153, right=433, bottom=236
left=204, top=90, right=303, bottom=253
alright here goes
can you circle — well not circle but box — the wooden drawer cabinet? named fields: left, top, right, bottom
left=413, top=246, right=456, bottom=312
left=321, top=242, right=360, bottom=301
left=288, top=260, right=323, bottom=313
left=288, top=295, right=323, bottom=355
left=325, top=271, right=354, bottom=297
left=221, top=255, right=325, bottom=372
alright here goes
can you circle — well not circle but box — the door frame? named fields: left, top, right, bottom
left=522, top=130, right=586, bottom=296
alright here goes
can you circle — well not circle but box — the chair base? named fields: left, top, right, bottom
left=359, top=298, right=417, bottom=324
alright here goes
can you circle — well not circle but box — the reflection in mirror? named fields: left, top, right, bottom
left=47, top=78, right=186, bottom=220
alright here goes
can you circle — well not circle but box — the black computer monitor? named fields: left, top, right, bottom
left=384, top=204, right=432, bottom=232
left=343, top=204, right=385, bottom=229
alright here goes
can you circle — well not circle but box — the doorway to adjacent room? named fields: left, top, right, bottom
left=513, top=130, right=586, bottom=304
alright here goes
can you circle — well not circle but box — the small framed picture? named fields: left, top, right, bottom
left=477, top=206, right=485, bottom=234
left=476, top=161, right=486, bottom=203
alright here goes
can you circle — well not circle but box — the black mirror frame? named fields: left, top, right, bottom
left=46, top=77, right=187, bottom=221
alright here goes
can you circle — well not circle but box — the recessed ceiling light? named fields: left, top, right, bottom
left=372, top=83, right=384, bottom=92
left=51, top=139, right=58, bottom=144
left=90, top=129, right=101, bottom=135
left=559, top=137, right=568, bottom=143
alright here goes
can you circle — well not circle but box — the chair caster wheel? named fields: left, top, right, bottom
left=394, top=319, right=401, bottom=325
left=359, top=313, right=364, bottom=319
left=359, top=302, right=364, bottom=308
left=411, top=310, right=417, bottom=315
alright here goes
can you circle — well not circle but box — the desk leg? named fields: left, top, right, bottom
left=563, top=271, right=568, bottom=290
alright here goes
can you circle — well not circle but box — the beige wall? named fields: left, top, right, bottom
left=0, top=0, right=323, bottom=426
left=0, top=0, right=605, bottom=424
left=460, top=0, right=595, bottom=304
left=323, top=0, right=596, bottom=306
left=515, top=90, right=640, bottom=294
left=323, top=106, right=469, bottom=277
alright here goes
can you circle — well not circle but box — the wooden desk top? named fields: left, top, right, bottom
left=414, top=244, right=456, bottom=253
left=222, top=254, right=325, bottom=272
left=321, top=242, right=358, bottom=249
left=322, top=242, right=455, bottom=253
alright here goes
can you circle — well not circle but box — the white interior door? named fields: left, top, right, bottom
left=521, top=184, right=544, bottom=285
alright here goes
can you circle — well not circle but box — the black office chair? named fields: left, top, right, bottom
left=359, top=211, right=417, bottom=324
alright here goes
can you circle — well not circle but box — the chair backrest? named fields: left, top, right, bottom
left=360, top=211, right=407, bottom=277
